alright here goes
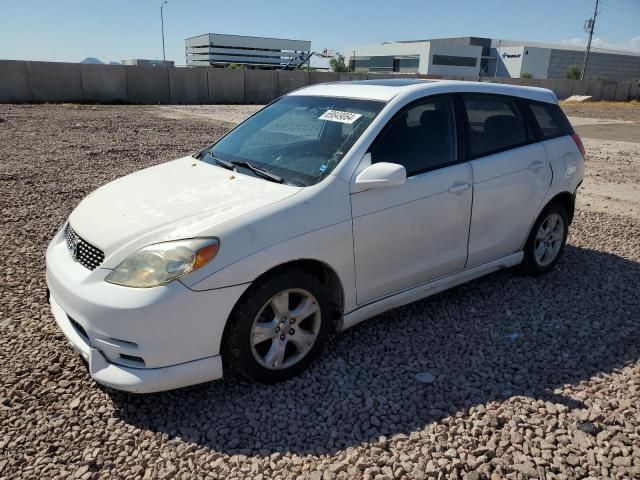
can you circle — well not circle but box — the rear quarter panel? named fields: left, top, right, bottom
left=539, top=135, right=584, bottom=210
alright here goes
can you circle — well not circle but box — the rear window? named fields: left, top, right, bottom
left=463, top=96, right=528, bottom=158
left=529, top=102, right=574, bottom=139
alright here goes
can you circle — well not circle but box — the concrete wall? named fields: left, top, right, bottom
left=208, top=68, right=244, bottom=104
left=1, top=60, right=638, bottom=105
left=244, top=69, right=278, bottom=104
left=309, top=72, right=339, bottom=84
left=570, top=80, right=589, bottom=96
left=277, top=71, right=309, bottom=96
left=629, top=81, right=639, bottom=101
left=539, top=79, right=558, bottom=93
left=339, top=73, right=367, bottom=81
left=554, top=79, right=573, bottom=100
left=0, top=60, right=32, bottom=102
left=602, top=81, right=617, bottom=102
left=80, top=64, right=127, bottom=103
left=586, top=80, right=603, bottom=101
left=169, top=67, right=208, bottom=104
left=30, top=61, right=83, bottom=102
left=615, top=81, right=631, bottom=101
left=126, top=66, right=170, bottom=104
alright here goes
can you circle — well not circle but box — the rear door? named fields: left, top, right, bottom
left=463, top=94, right=552, bottom=267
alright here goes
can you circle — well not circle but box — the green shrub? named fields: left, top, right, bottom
left=566, top=65, right=581, bottom=80
left=329, top=53, right=349, bottom=72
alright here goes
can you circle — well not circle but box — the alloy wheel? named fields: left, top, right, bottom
left=534, top=213, right=564, bottom=267
left=250, top=288, right=321, bottom=370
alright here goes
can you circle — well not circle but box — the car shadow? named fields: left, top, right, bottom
left=110, top=245, right=640, bottom=456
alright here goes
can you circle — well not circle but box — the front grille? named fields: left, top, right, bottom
left=65, top=224, right=104, bottom=270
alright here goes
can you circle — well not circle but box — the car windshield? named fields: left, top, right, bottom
left=204, top=95, right=385, bottom=186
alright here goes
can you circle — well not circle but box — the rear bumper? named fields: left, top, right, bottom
left=50, top=294, right=223, bottom=393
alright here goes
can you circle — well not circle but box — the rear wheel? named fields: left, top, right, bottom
left=521, top=202, right=569, bottom=275
left=223, top=270, right=332, bottom=383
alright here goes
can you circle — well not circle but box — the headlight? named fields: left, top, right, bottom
left=105, top=238, right=219, bottom=288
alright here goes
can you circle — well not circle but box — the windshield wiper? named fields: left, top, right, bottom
left=230, top=160, right=284, bottom=184
left=205, top=153, right=234, bottom=171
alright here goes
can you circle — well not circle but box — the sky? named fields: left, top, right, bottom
left=1, top=0, right=639, bottom=66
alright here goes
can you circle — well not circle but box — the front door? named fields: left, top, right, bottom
left=351, top=96, right=473, bottom=305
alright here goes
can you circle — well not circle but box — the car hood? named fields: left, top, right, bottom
left=69, top=156, right=302, bottom=258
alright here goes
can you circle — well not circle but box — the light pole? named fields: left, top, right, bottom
left=160, top=1, right=168, bottom=63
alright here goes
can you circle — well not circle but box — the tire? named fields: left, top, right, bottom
left=520, top=202, right=569, bottom=275
left=222, top=269, right=332, bottom=383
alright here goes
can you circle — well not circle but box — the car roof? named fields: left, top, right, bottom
left=289, top=79, right=558, bottom=104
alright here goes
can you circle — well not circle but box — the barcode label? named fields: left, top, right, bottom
left=319, top=110, right=362, bottom=124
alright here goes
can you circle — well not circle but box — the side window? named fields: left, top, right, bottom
left=371, top=98, right=456, bottom=176
left=529, top=102, right=573, bottom=139
left=463, top=96, right=528, bottom=157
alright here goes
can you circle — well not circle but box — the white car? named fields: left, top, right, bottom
left=46, top=80, right=584, bottom=393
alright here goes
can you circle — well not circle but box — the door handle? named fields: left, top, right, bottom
left=448, top=182, right=471, bottom=193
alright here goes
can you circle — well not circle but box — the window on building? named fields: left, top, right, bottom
left=463, top=96, right=528, bottom=157
left=371, top=98, right=456, bottom=176
left=529, top=102, right=573, bottom=139
left=432, top=55, right=477, bottom=67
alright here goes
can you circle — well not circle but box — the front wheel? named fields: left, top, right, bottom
left=521, top=202, right=569, bottom=275
left=222, top=270, right=332, bottom=383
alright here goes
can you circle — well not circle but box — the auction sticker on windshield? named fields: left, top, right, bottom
left=319, top=110, right=362, bottom=124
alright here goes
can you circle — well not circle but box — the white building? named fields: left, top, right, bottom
left=121, top=59, right=175, bottom=67
left=492, top=40, right=640, bottom=81
left=348, top=37, right=640, bottom=81
left=348, top=39, right=483, bottom=77
left=185, top=33, right=311, bottom=69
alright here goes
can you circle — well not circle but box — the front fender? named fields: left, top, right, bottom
left=185, top=220, right=357, bottom=313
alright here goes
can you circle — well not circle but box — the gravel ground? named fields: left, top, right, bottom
left=1, top=104, right=639, bottom=480
left=561, top=101, right=640, bottom=123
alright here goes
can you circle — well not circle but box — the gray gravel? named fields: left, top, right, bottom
left=1, top=104, right=639, bottom=480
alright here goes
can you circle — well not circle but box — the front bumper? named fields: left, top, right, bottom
left=46, top=225, right=250, bottom=393
left=50, top=294, right=223, bottom=393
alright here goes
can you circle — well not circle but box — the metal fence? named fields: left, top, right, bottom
left=1, top=60, right=639, bottom=104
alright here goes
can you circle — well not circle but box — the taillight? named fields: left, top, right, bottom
left=571, top=133, right=586, bottom=158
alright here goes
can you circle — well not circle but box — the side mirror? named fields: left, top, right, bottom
left=354, top=162, right=406, bottom=191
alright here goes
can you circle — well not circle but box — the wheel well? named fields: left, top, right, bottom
left=253, top=260, right=345, bottom=325
left=548, top=192, right=575, bottom=224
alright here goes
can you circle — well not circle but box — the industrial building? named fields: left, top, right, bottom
left=348, top=37, right=640, bottom=81
left=185, top=33, right=311, bottom=69
left=121, top=59, right=175, bottom=67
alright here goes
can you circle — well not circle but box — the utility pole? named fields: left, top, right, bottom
left=580, top=0, right=599, bottom=80
left=160, top=1, right=168, bottom=63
